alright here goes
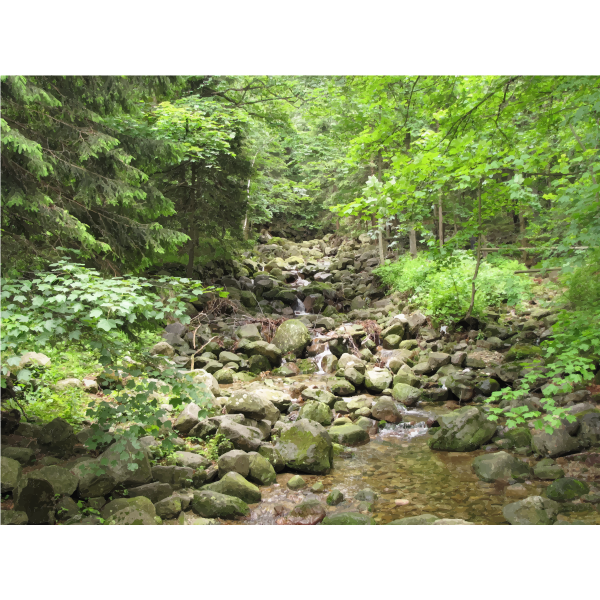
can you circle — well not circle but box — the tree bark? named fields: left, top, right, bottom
left=409, top=227, right=417, bottom=258
left=438, top=194, right=444, bottom=249
left=464, top=184, right=482, bottom=321
left=186, top=163, right=198, bottom=279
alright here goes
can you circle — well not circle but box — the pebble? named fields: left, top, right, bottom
left=395, top=499, right=410, bottom=506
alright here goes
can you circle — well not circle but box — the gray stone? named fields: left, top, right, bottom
left=151, top=466, right=195, bottom=490
left=472, top=451, right=531, bottom=482
left=218, top=449, right=250, bottom=478
left=173, top=403, right=201, bottom=435
left=202, top=471, right=261, bottom=503
left=364, top=368, right=393, bottom=393
left=127, top=482, right=173, bottom=503
left=287, top=474, right=306, bottom=490
left=428, top=406, right=497, bottom=452
left=173, top=451, right=210, bottom=470
left=191, top=490, right=249, bottom=518
left=503, top=495, right=560, bottom=525
left=298, top=401, right=332, bottom=426
left=275, top=419, right=334, bottom=474
left=1, top=456, right=22, bottom=494
left=531, top=427, right=583, bottom=458
left=99, top=439, right=152, bottom=488
left=392, top=383, right=422, bottom=407
left=371, top=398, right=402, bottom=423
left=13, top=477, right=55, bottom=524
left=38, top=417, right=77, bottom=457
left=217, top=420, right=263, bottom=452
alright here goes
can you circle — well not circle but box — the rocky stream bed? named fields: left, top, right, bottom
left=2, top=232, right=600, bottom=525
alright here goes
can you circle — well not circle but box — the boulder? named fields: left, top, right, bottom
left=191, top=490, right=250, bottom=519
left=472, top=451, right=531, bottom=483
left=364, top=368, right=393, bottom=393
left=504, top=344, right=543, bottom=363
left=218, top=450, right=250, bottom=479
left=70, top=459, right=117, bottom=497
left=236, top=324, right=262, bottom=341
left=173, top=451, right=210, bottom=470
left=223, top=390, right=279, bottom=423
left=322, top=512, right=376, bottom=525
left=546, top=478, right=589, bottom=502
left=388, top=514, right=439, bottom=525
left=275, top=419, right=334, bottom=474
left=202, top=472, right=261, bottom=504
left=16, top=465, right=78, bottom=498
left=247, top=453, right=277, bottom=486
left=257, top=445, right=286, bottom=473
left=151, top=465, right=195, bottom=490
left=531, top=428, right=583, bottom=458
left=301, top=388, right=337, bottom=408
left=13, top=477, right=55, bottom=524
left=151, top=341, right=175, bottom=356
left=371, top=398, right=402, bottom=424
left=326, top=489, right=344, bottom=505
left=328, top=424, right=370, bottom=446
left=287, top=474, right=306, bottom=490
left=102, top=497, right=157, bottom=525
left=38, top=417, right=77, bottom=457
left=190, top=369, right=220, bottom=397
left=251, top=388, right=293, bottom=412
left=393, top=370, right=419, bottom=388
left=428, top=406, right=497, bottom=452
left=503, top=495, right=560, bottom=525
left=154, top=496, right=182, bottom=520
left=173, top=403, right=201, bottom=435
left=271, top=319, right=312, bottom=356
left=298, top=401, right=332, bottom=426
left=1, top=456, right=22, bottom=494
left=392, top=383, right=422, bottom=407
left=329, top=378, right=356, bottom=396
left=127, top=482, right=173, bottom=504
left=285, top=499, right=327, bottom=525
left=99, top=439, right=153, bottom=488
left=1, top=510, right=28, bottom=525
left=217, top=421, right=263, bottom=452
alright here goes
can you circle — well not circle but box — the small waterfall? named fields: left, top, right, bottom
left=379, top=349, right=394, bottom=367
left=292, top=296, right=307, bottom=316
left=289, top=270, right=310, bottom=288
left=314, top=345, right=332, bottom=374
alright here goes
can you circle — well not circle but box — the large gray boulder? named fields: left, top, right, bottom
left=38, top=417, right=77, bottom=457
left=172, top=451, right=210, bottom=470
left=298, top=401, right=332, bottom=426
left=217, top=420, right=263, bottom=452
left=301, top=388, right=337, bottom=408
left=191, top=490, right=249, bottom=518
left=102, top=497, right=158, bottom=525
left=1, top=456, right=22, bottom=494
left=392, top=383, right=422, bottom=407
left=16, top=466, right=78, bottom=498
left=531, top=427, right=583, bottom=458
left=99, top=439, right=153, bottom=488
left=247, top=452, right=277, bottom=486
left=218, top=450, right=250, bottom=479
left=222, top=390, right=280, bottom=423
left=127, top=482, right=173, bottom=504
left=364, top=368, right=393, bottom=393
left=271, top=319, right=312, bottom=356
left=503, top=496, right=560, bottom=525
left=201, top=471, right=261, bottom=503
left=173, top=403, right=201, bottom=435
left=428, top=406, right=497, bottom=451
left=371, top=398, right=402, bottom=424
left=328, top=424, right=370, bottom=446
left=236, top=323, right=262, bottom=341
left=275, top=419, right=334, bottom=474
left=472, top=451, right=531, bottom=482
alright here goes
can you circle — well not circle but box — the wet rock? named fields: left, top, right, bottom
left=287, top=474, right=306, bottom=490
left=17, top=465, right=78, bottom=499
left=531, top=428, right=583, bottom=458
left=13, top=477, right=55, bottom=524
left=503, top=495, right=560, bottom=525
left=327, top=489, right=344, bottom=505
left=247, top=452, right=277, bottom=486
left=371, top=398, right=402, bottom=424
left=1, top=510, right=28, bottom=525
left=322, top=512, right=376, bottom=525
left=472, top=451, right=531, bottom=482
left=355, top=488, right=377, bottom=502
left=428, top=406, right=497, bottom=452
left=202, top=471, right=261, bottom=504
left=432, top=519, right=475, bottom=525
left=392, top=383, right=422, bottom=407
left=218, top=449, right=250, bottom=478
left=328, top=337, right=349, bottom=358
left=218, top=421, right=264, bottom=452
left=388, top=514, right=439, bottom=525
left=328, top=423, right=370, bottom=446
left=546, top=478, right=589, bottom=502
left=285, top=499, right=327, bottom=524
left=38, top=417, right=77, bottom=457
left=444, top=373, right=477, bottom=402
left=364, top=368, right=393, bottom=393
left=275, top=419, right=333, bottom=474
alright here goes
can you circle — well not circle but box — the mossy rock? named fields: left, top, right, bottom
left=271, top=319, right=312, bottom=355
left=504, top=427, right=532, bottom=449
left=322, top=512, right=376, bottom=525
left=546, top=478, right=589, bottom=502
left=328, top=424, right=370, bottom=446
left=388, top=514, right=439, bottom=525
left=504, top=344, right=543, bottom=363
left=428, top=406, right=497, bottom=452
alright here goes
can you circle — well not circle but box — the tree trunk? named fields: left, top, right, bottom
left=438, top=195, right=444, bottom=249
left=464, top=184, right=482, bottom=321
left=186, top=164, right=198, bottom=279
left=409, top=227, right=417, bottom=258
